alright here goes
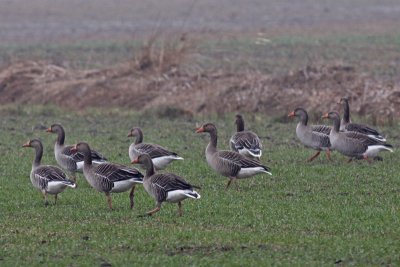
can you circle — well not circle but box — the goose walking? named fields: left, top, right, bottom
left=71, top=142, right=143, bottom=209
left=22, top=139, right=76, bottom=205
left=46, top=124, right=107, bottom=181
left=127, top=127, right=183, bottom=170
left=230, top=114, right=262, bottom=160
left=196, top=123, right=271, bottom=189
left=339, top=97, right=386, bottom=141
left=322, top=111, right=393, bottom=162
left=132, top=154, right=200, bottom=216
left=288, top=108, right=332, bottom=162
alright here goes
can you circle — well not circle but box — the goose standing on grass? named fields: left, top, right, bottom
left=230, top=114, right=262, bottom=160
left=71, top=142, right=143, bottom=209
left=322, top=111, right=393, bottom=162
left=46, top=124, right=107, bottom=181
left=132, top=154, right=200, bottom=216
left=339, top=97, right=386, bottom=141
left=288, top=108, right=332, bottom=162
left=127, top=127, right=183, bottom=170
left=22, top=139, right=76, bottom=205
left=196, top=123, right=271, bottom=190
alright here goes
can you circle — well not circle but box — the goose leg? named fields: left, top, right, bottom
left=129, top=185, right=136, bottom=209
left=177, top=201, right=183, bottom=216
left=363, top=156, right=372, bottom=164
left=43, top=191, right=49, bottom=206
left=146, top=203, right=161, bottom=216
left=347, top=158, right=353, bottom=163
left=54, top=194, right=58, bottom=205
left=325, top=150, right=332, bottom=161
left=307, top=151, right=321, bottom=162
left=105, top=192, right=113, bottom=210
left=225, top=178, right=233, bottom=190
left=233, top=178, right=240, bottom=191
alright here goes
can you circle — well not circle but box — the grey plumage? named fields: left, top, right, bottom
left=230, top=114, right=262, bottom=159
left=196, top=123, right=271, bottom=190
left=73, top=142, right=143, bottom=209
left=128, top=127, right=183, bottom=170
left=323, top=111, right=393, bottom=161
left=47, top=124, right=107, bottom=181
left=339, top=97, right=386, bottom=141
left=23, top=139, right=76, bottom=205
left=132, top=154, right=200, bottom=216
left=288, top=108, right=332, bottom=162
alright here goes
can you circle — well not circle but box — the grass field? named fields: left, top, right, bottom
left=1, top=106, right=399, bottom=266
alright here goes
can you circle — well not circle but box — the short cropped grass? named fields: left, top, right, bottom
left=0, top=106, right=399, bottom=266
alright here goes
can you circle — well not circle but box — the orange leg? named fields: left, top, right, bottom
left=43, top=191, right=49, bottom=206
left=307, top=151, right=321, bottom=162
left=129, top=185, right=136, bottom=209
left=225, top=179, right=233, bottom=190
left=177, top=201, right=183, bottom=216
left=54, top=194, right=58, bottom=205
left=363, top=155, right=372, bottom=164
left=146, top=206, right=161, bottom=216
left=325, top=150, right=332, bottom=161
left=105, top=192, right=113, bottom=210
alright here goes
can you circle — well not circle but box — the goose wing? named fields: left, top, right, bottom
left=345, top=123, right=382, bottom=137
left=312, top=125, right=331, bottom=135
left=218, top=150, right=270, bottom=171
left=94, top=163, right=143, bottom=183
left=136, top=143, right=177, bottom=158
left=230, top=131, right=262, bottom=152
left=150, top=173, right=193, bottom=202
left=33, top=165, right=74, bottom=189
left=311, top=131, right=331, bottom=148
left=62, top=145, right=107, bottom=162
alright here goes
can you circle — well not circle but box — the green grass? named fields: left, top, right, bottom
left=0, top=106, right=399, bottom=266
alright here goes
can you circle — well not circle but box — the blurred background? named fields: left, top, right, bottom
left=1, top=0, right=399, bottom=120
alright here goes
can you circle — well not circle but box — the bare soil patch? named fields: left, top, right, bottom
left=0, top=61, right=399, bottom=121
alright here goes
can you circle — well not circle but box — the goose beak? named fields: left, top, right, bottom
left=127, top=132, right=133, bottom=137
left=195, top=126, right=204, bottom=133
left=131, top=158, right=139, bottom=164
left=70, top=145, right=77, bottom=153
left=22, top=141, right=30, bottom=147
left=288, top=111, right=295, bottom=117
left=45, top=127, right=52, bottom=133
left=321, top=113, right=329, bottom=119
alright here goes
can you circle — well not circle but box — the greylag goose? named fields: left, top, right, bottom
left=230, top=114, right=262, bottom=160
left=131, top=154, right=200, bottom=216
left=22, top=139, right=76, bottom=205
left=127, top=127, right=183, bottom=170
left=71, top=142, right=143, bottom=209
left=196, top=123, right=271, bottom=189
left=322, top=111, right=393, bottom=162
left=339, top=97, right=386, bottom=141
left=288, top=108, right=332, bottom=162
left=46, top=124, right=107, bottom=181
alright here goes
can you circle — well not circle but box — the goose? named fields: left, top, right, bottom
left=22, top=139, right=76, bottom=205
left=322, top=111, right=393, bottom=162
left=288, top=108, right=332, bottom=162
left=196, top=123, right=271, bottom=189
left=127, top=127, right=183, bottom=170
left=71, top=142, right=143, bottom=209
left=230, top=114, right=262, bottom=160
left=46, top=123, right=107, bottom=181
left=131, top=154, right=200, bottom=216
left=339, top=97, right=386, bottom=141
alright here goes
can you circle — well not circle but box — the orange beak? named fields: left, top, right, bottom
left=22, top=141, right=30, bottom=148
left=45, top=127, right=52, bottom=133
left=288, top=111, right=295, bottom=117
left=195, top=126, right=204, bottom=133
left=321, top=113, right=329, bottom=119
left=131, top=158, right=139, bottom=164
left=70, top=145, right=77, bottom=153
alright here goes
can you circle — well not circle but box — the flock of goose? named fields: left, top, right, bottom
left=22, top=97, right=393, bottom=216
